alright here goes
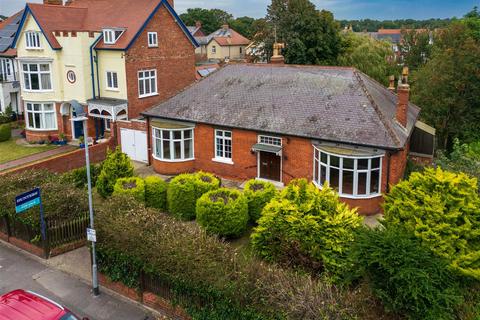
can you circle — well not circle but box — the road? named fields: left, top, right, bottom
left=0, top=242, right=155, bottom=320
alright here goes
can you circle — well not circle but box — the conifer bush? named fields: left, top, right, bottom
left=196, top=188, right=249, bottom=238
left=243, top=179, right=277, bottom=223
left=96, top=147, right=134, bottom=198
left=384, top=167, right=480, bottom=280
left=0, top=123, right=11, bottom=142
left=167, top=172, right=220, bottom=220
left=251, top=179, right=363, bottom=280
left=144, top=176, right=168, bottom=211
left=113, top=177, right=145, bottom=202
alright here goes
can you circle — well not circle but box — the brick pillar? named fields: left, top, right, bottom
left=396, top=67, right=410, bottom=128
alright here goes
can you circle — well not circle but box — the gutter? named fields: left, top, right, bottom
left=90, top=34, right=103, bottom=99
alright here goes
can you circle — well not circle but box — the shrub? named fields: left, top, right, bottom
left=384, top=167, right=480, bottom=280
left=96, top=147, right=134, bottom=198
left=144, top=176, right=168, bottom=211
left=113, top=177, right=145, bottom=201
left=196, top=188, right=249, bottom=238
left=167, top=172, right=220, bottom=220
left=0, top=123, right=11, bottom=142
left=251, top=179, right=363, bottom=281
left=61, top=164, right=102, bottom=188
left=243, top=179, right=277, bottom=223
left=351, top=226, right=464, bottom=320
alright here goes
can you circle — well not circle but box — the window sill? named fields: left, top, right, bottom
left=26, top=48, right=43, bottom=51
left=105, top=88, right=120, bottom=92
left=212, top=157, right=233, bottom=165
left=148, top=45, right=159, bottom=48
left=312, top=181, right=382, bottom=199
left=152, top=154, right=194, bottom=163
left=23, top=89, right=54, bottom=93
left=139, top=93, right=159, bottom=99
left=25, top=127, right=58, bottom=132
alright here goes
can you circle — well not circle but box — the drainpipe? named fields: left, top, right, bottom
left=386, top=151, right=392, bottom=193
left=89, top=34, right=103, bottom=99
left=95, top=50, right=100, bottom=98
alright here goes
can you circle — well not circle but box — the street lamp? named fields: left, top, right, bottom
left=71, top=101, right=99, bottom=297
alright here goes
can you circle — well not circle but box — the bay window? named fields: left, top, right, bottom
left=26, top=102, right=57, bottom=130
left=313, top=146, right=382, bottom=198
left=152, top=127, right=194, bottom=161
left=22, top=63, right=52, bottom=91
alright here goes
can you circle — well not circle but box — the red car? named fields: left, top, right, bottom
left=0, top=290, right=88, bottom=320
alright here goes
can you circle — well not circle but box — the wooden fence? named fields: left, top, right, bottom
left=0, top=213, right=89, bottom=258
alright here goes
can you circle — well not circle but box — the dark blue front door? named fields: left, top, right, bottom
left=74, top=120, right=84, bottom=139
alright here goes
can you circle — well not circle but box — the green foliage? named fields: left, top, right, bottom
left=144, top=176, right=168, bottom=211
left=351, top=226, right=464, bottom=319
left=251, top=179, right=363, bottom=281
left=338, top=32, right=399, bottom=86
left=61, top=164, right=102, bottom=188
left=167, top=172, right=220, bottom=220
left=399, top=29, right=433, bottom=71
left=384, top=167, right=480, bottom=280
left=0, top=123, right=12, bottom=142
left=228, top=16, right=256, bottom=39
left=243, top=179, right=277, bottom=223
left=96, top=147, right=134, bottom=198
left=180, top=8, right=233, bottom=34
left=196, top=188, right=249, bottom=238
left=96, top=195, right=369, bottom=320
left=113, top=177, right=145, bottom=202
left=338, top=18, right=453, bottom=33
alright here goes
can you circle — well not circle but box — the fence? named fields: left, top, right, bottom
left=0, top=213, right=89, bottom=258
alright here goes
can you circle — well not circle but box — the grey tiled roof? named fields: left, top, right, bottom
left=143, top=64, right=420, bottom=150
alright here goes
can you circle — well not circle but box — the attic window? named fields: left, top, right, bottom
left=25, top=31, right=41, bottom=49
left=103, top=29, right=124, bottom=45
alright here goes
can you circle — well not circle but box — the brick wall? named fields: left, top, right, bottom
left=125, top=5, right=196, bottom=119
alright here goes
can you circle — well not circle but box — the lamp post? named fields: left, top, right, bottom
left=71, top=102, right=99, bottom=297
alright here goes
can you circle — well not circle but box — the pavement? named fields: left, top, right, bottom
left=0, top=241, right=157, bottom=320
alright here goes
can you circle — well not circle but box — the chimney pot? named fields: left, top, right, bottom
left=271, top=42, right=285, bottom=64
left=195, top=21, right=202, bottom=28
left=222, top=24, right=229, bottom=30
left=388, top=75, right=395, bottom=92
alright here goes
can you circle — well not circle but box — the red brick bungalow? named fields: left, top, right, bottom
left=141, top=63, right=432, bottom=215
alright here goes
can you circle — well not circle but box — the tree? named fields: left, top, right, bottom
left=228, top=16, right=256, bottom=39
left=412, top=22, right=480, bottom=149
left=399, top=29, right=433, bottom=71
left=179, top=8, right=233, bottom=35
left=265, top=0, right=342, bottom=65
left=338, top=32, right=399, bottom=86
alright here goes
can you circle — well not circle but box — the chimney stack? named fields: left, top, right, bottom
left=271, top=42, right=285, bottom=64
left=388, top=75, right=395, bottom=92
left=195, top=21, right=202, bottom=28
left=43, top=0, right=63, bottom=4
left=396, top=67, right=410, bottom=128
left=222, top=24, right=229, bottom=30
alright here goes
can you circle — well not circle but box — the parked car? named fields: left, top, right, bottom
left=0, top=289, right=88, bottom=320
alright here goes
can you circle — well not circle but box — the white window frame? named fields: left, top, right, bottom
left=213, top=129, right=233, bottom=164
left=21, top=62, right=53, bottom=92
left=104, top=118, right=111, bottom=132
left=25, top=102, right=57, bottom=131
left=258, top=135, right=282, bottom=146
left=25, top=31, right=41, bottom=49
left=138, top=69, right=157, bottom=98
left=312, top=146, right=383, bottom=199
left=103, top=29, right=115, bottom=44
left=212, top=45, right=216, bottom=54
left=148, top=32, right=158, bottom=47
left=0, top=58, right=12, bottom=81
left=105, top=71, right=118, bottom=91
left=152, top=127, right=195, bottom=162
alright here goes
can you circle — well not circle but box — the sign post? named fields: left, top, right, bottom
left=15, top=187, right=46, bottom=242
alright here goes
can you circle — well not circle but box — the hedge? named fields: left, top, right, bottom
left=61, top=164, right=102, bottom=188
left=0, top=123, right=11, bottom=142
left=95, top=195, right=370, bottom=320
left=167, top=172, right=220, bottom=220
left=243, top=179, right=277, bottom=223
left=113, top=177, right=145, bottom=202
left=144, top=176, right=168, bottom=211
left=196, top=188, right=249, bottom=238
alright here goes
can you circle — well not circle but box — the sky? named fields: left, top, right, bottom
left=0, top=0, right=477, bottom=20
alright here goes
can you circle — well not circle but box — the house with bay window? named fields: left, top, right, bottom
left=142, top=63, right=434, bottom=214
left=11, top=0, right=197, bottom=142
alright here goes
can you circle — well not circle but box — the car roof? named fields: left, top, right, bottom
left=0, top=290, right=66, bottom=320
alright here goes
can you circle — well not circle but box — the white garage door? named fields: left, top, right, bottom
left=120, top=129, right=148, bottom=163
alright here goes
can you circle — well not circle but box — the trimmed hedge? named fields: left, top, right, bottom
left=144, top=176, right=168, bottom=211
left=0, top=123, right=11, bottom=142
left=167, top=172, right=220, bottom=220
left=113, top=177, right=145, bottom=201
left=243, top=179, right=277, bottom=223
left=196, top=188, right=249, bottom=238
left=96, top=147, right=134, bottom=198
left=61, top=164, right=102, bottom=188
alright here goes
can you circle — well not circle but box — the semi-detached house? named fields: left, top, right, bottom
left=12, top=0, right=197, bottom=146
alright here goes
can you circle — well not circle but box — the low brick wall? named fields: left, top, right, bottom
left=7, top=235, right=45, bottom=258
left=1, top=139, right=115, bottom=176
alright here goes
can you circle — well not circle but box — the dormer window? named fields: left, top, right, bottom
left=103, top=28, right=124, bottom=45
left=25, top=31, right=41, bottom=49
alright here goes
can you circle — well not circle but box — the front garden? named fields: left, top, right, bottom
left=2, top=147, right=479, bottom=319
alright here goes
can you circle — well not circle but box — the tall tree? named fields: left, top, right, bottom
left=228, top=16, right=256, bottom=39
left=399, top=29, right=433, bottom=71
left=412, top=22, right=480, bottom=149
left=180, top=8, right=233, bottom=35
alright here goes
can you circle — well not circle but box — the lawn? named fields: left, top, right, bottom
left=0, top=139, right=57, bottom=164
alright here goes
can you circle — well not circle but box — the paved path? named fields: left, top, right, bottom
left=0, top=145, right=76, bottom=172
left=0, top=242, right=155, bottom=320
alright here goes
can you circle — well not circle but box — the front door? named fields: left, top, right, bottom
left=259, top=151, right=281, bottom=182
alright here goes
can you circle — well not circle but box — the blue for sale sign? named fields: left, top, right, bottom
left=15, top=188, right=41, bottom=213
